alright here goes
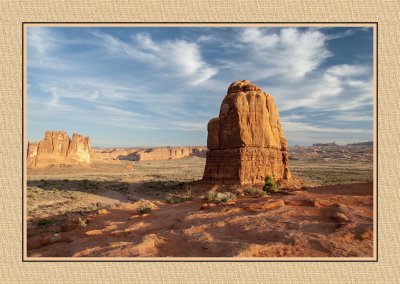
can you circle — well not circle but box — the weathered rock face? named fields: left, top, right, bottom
left=27, top=131, right=92, bottom=168
left=134, top=147, right=207, bottom=161
left=91, top=148, right=142, bottom=161
left=90, top=147, right=207, bottom=161
left=203, top=80, right=290, bottom=185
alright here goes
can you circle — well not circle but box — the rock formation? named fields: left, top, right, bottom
left=134, top=147, right=207, bottom=161
left=203, top=80, right=290, bottom=185
left=90, top=148, right=143, bottom=160
left=27, top=131, right=92, bottom=168
left=90, top=147, right=207, bottom=161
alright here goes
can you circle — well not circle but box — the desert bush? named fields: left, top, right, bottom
left=136, top=204, right=152, bottom=215
left=205, top=191, right=237, bottom=203
left=263, top=176, right=278, bottom=193
left=234, top=188, right=244, bottom=197
left=165, top=195, right=192, bottom=204
left=244, top=187, right=266, bottom=197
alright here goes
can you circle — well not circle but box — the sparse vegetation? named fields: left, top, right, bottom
left=165, top=195, right=192, bottom=203
left=205, top=191, right=237, bottom=203
left=263, top=176, right=278, bottom=194
left=244, top=187, right=266, bottom=197
left=234, top=188, right=244, bottom=197
left=136, top=204, right=152, bottom=215
left=78, top=202, right=103, bottom=214
left=81, top=179, right=100, bottom=190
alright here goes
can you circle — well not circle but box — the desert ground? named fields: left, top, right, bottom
left=26, top=143, right=374, bottom=258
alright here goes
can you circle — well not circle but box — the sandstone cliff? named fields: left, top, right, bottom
left=91, top=148, right=142, bottom=160
left=203, top=80, right=290, bottom=185
left=133, top=147, right=207, bottom=161
left=90, top=147, right=207, bottom=161
left=27, top=131, right=92, bottom=168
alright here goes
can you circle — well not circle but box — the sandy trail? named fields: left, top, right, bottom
left=27, top=182, right=373, bottom=258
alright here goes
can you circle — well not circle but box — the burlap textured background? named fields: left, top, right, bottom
left=1, top=0, right=399, bottom=283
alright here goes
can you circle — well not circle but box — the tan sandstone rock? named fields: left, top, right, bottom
left=203, top=80, right=290, bottom=185
left=91, top=146, right=207, bottom=161
left=134, top=147, right=207, bottom=161
left=90, top=148, right=142, bottom=160
left=27, top=131, right=92, bottom=168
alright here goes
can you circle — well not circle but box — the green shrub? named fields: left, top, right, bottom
left=136, top=204, right=152, bottom=215
left=244, top=187, right=266, bottom=197
left=165, top=195, right=192, bottom=204
left=83, top=202, right=102, bottom=212
left=262, top=176, right=279, bottom=193
left=205, top=191, right=237, bottom=203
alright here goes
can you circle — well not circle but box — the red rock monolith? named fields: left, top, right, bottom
left=203, top=80, right=290, bottom=185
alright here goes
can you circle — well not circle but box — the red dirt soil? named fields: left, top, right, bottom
left=27, top=182, right=373, bottom=258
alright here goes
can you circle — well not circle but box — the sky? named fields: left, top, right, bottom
left=27, top=26, right=374, bottom=147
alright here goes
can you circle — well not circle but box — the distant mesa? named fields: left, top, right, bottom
left=91, top=146, right=207, bottom=161
left=90, top=148, right=142, bottom=161
left=27, top=131, right=92, bottom=168
left=203, top=80, right=290, bottom=185
left=133, top=147, right=207, bottom=161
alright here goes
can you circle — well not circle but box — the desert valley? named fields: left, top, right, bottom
left=26, top=80, right=374, bottom=258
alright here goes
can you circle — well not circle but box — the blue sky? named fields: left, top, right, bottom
left=27, top=26, right=374, bottom=147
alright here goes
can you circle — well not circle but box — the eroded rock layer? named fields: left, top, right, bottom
left=27, top=131, right=92, bottom=168
left=134, top=147, right=207, bottom=161
left=203, top=80, right=290, bottom=185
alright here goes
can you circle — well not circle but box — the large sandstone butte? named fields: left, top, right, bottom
left=203, top=80, right=290, bottom=185
left=27, top=131, right=92, bottom=168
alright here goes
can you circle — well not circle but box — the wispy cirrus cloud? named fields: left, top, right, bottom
left=27, top=27, right=373, bottom=146
left=92, top=31, right=218, bottom=86
left=236, top=28, right=332, bottom=81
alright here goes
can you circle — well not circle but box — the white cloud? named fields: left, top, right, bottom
left=326, top=64, right=367, bottom=77
left=239, top=28, right=280, bottom=49
left=28, top=28, right=76, bottom=71
left=96, top=105, right=146, bottom=118
left=280, top=114, right=306, bottom=122
left=238, top=28, right=332, bottom=80
left=27, top=27, right=373, bottom=146
left=197, top=35, right=213, bottom=42
left=133, top=33, right=218, bottom=85
left=39, top=83, right=99, bottom=106
left=283, top=121, right=370, bottom=133
left=28, top=28, right=56, bottom=56
left=265, top=63, right=372, bottom=113
left=92, top=31, right=156, bottom=61
left=330, top=114, right=373, bottom=122
left=92, top=31, right=218, bottom=86
left=282, top=121, right=372, bottom=145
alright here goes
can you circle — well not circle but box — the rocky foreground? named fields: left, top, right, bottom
left=27, top=182, right=373, bottom=258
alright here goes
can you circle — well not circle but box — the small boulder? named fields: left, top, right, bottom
left=331, top=211, right=350, bottom=222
